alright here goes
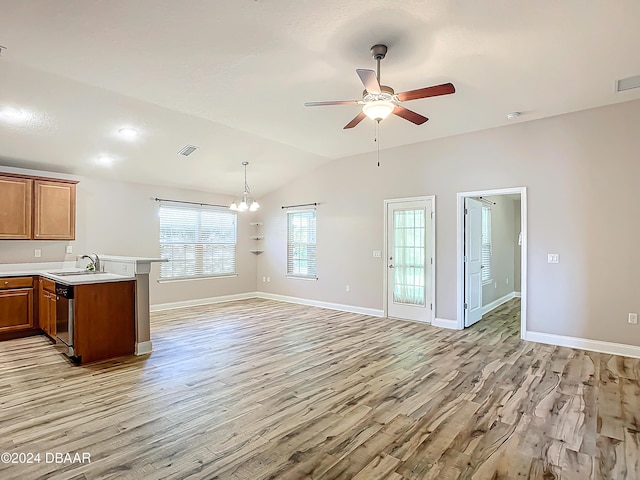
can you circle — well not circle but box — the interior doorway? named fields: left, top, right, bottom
left=384, top=196, right=435, bottom=324
left=457, top=187, right=527, bottom=338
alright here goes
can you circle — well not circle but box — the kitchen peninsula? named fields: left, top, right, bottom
left=0, top=255, right=165, bottom=364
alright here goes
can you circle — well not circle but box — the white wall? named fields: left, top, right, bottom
left=0, top=174, right=258, bottom=305
left=257, top=99, right=640, bottom=347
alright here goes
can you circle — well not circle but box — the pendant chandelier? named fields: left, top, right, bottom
left=229, top=161, right=260, bottom=212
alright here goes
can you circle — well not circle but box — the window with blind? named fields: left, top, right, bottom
left=287, top=209, right=317, bottom=278
left=159, top=203, right=237, bottom=280
left=481, top=205, right=492, bottom=285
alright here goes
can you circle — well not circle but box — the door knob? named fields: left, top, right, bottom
left=388, top=264, right=394, bottom=268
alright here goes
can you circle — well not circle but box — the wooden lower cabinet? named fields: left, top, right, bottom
left=38, top=277, right=57, bottom=338
left=74, top=280, right=136, bottom=365
left=0, top=286, right=34, bottom=333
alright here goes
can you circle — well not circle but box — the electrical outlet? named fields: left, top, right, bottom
left=346, top=285, right=350, bottom=292
left=262, top=276, right=266, bottom=283
left=34, top=249, right=41, bottom=258
left=629, top=313, right=638, bottom=324
left=266, top=277, right=270, bottom=283
left=66, top=245, right=73, bottom=254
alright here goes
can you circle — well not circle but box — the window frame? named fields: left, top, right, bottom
left=158, top=203, right=238, bottom=282
left=286, top=208, right=317, bottom=280
left=481, top=205, right=492, bottom=285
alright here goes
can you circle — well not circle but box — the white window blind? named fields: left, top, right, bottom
left=287, top=209, right=317, bottom=278
left=159, top=203, right=237, bottom=280
left=481, top=205, right=492, bottom=285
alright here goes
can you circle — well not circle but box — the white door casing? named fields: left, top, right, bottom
left=385, top=198, right=434, bottom=323
left=464, top=198, right=483, bottom=327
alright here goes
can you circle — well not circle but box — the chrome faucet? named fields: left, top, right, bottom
left=92, top=253, right=101, bottom=272
left=81, top=253, right=101, bottom=272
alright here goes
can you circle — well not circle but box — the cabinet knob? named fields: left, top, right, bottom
left=3, top=281, right=7, bottom=286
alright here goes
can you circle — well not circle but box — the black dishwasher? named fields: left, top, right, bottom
left=55, top=283, right=75, bottom=357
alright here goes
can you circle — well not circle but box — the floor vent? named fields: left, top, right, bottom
left=616, top=75, right=640, bottom=92
left=178, top=145, right=199, bottom=156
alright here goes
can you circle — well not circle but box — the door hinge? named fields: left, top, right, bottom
left=430, top=303, right=433, bottom=310
left=430, top=211, right=434, bottom=219
left=463, top=255, right=467, bottom=262
left=464, top=303, right=468, bottom=309
left=464, top=208, right=468, bottom=214
left=430, top=257, right=433, bottom=265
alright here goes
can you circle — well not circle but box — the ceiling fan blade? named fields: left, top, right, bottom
left=396, top=83, right=456, bottom=102
left=356, top=69, right=381, bottom=94
left=392, top=106, right=429, bottom=125
left=304, top=100, right=360, bottom=107
left=343, top=112, right=367, bottom=129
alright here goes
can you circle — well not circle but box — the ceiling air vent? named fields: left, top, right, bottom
left=177, top=145, right=198, bottom=156
left=616, top=75, right=640, bottom=92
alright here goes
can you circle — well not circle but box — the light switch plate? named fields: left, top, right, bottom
left=373, top=250, right=381, bottom=258
left=34, top=249, right=41, bottom=258
left=547, top=254, right=559, bottom=264
left=66, top=245, right=73, bottom=254
left=629, top=313, right=638, bottom=324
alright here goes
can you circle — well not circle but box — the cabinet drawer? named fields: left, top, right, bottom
left=1, top=277, right=33, bottom=289
left=40, top=277, right=56, bottom=292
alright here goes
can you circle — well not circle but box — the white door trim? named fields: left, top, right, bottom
left=456, top=187, right=527, bottom=338
left=384, top=195, right=436, bottom=323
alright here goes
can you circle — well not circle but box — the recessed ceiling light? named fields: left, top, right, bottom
left=0, top=106, right=23, bottom=118
left=118, top=127, right=138, bottom=138
left=95, top=155, right=115, bottom=167
left=506, top=112, right=521, bottom=120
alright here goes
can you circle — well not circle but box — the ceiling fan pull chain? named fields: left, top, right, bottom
left=376, top=120, right=381, bottom=167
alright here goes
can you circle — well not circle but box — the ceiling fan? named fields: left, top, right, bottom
left=305, top=44, right=455, bottom=129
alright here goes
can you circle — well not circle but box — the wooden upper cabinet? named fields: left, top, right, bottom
left=33, top=180, right=76, bottom=240
left=0, top=175, right=32, bottom=239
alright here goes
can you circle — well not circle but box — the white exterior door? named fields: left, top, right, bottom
left=386, top=199, right=433, bottom=322
left=464, top=198, right=483, bottom=327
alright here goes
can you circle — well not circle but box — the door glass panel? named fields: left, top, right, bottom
left=393, top=208, right=426, bottom=306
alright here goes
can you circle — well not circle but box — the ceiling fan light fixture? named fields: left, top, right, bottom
left=363, top=101, right=394, bottom=121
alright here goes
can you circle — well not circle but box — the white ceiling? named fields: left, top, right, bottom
left=1, top=1, right=640, bottom=196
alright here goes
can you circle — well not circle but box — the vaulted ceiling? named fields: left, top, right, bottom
left=1, top=1, right=639, bottom=196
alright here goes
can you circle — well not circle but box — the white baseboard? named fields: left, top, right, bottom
left=526, top=331, right=640, bottom=359
left=513, top=291, right=521, bottom=298
left=432, top=317, right=461, bottom=330
left=482, top=291, right=518, bottom=316
left=135, top=341, right=153, bottom=355
left=150, top=292, right=257, bottom=312
left=257, top=292, right=384, bottom=317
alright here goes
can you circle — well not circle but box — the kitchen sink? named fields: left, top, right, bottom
left=48, top=270, right=100, bottom=276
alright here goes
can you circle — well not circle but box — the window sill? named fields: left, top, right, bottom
left=158, top=274, right=238, bottom=283
left=286, top=275, right=318, bottom=281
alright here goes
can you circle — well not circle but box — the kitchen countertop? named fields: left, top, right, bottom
left=0, top=267, right=134, bottom=285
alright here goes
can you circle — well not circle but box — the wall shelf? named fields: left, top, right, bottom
left=250, top=222, right=263, bottom=254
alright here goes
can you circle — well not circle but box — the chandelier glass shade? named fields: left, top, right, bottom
left=230, top=162, right=260, bottom=212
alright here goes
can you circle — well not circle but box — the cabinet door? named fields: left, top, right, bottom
left=47, top=293, right=57, bottom=337
left=0, top=176, right=32, bottom=239
left=0, top=289, right=34, bottom=333
left=38, top=282, right=50, bottom=333
left=33, top=180, right=76, bottom=240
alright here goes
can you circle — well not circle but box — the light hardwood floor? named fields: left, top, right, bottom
left=0, top=298, right=638, bottom=479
